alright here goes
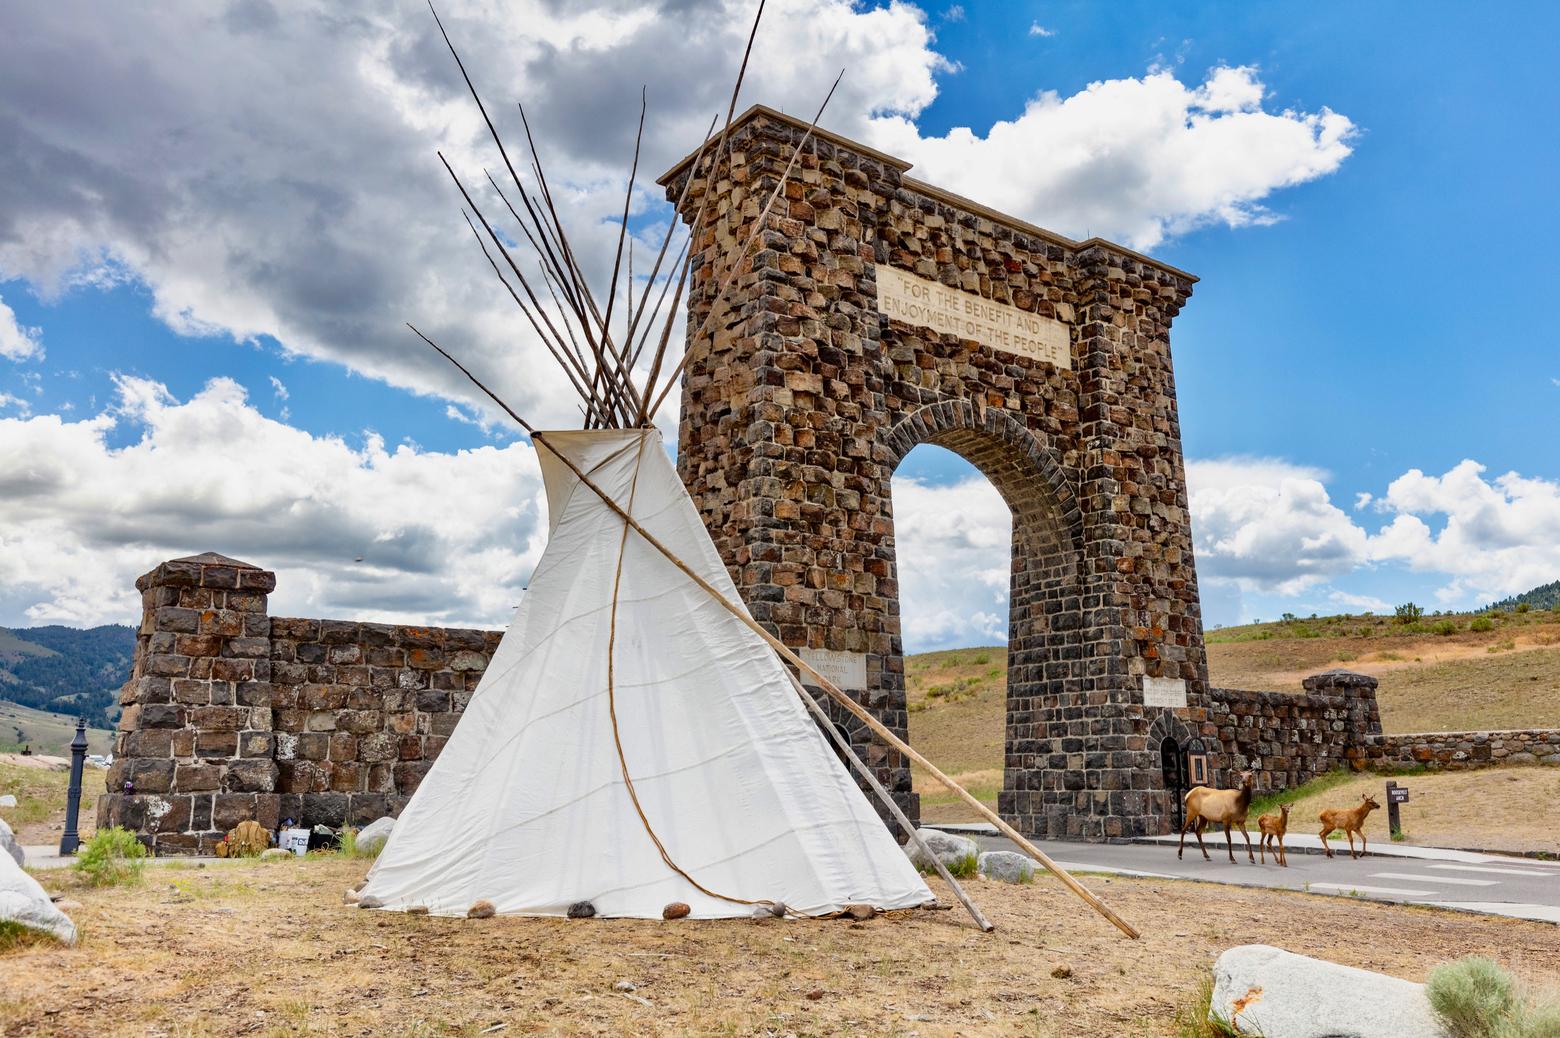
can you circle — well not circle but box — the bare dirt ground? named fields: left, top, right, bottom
left=1261, top=767, right=1560, bottom=855
left=5, top=858, right=1560, bottom=1037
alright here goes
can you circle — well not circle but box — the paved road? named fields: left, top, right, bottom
left=931, top=825, right=1560, bottom=924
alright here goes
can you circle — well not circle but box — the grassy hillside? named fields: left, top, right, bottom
left=0, top=623, right=134, bottom=727
left=0, top=700, right=115, bottom=757
left=905, top=604, right=1560, bottom=821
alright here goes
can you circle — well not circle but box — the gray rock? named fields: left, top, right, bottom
left=0, top=817, right=22, bottom=867
left=567, top=900, right=596, bottom=919
left=0, top=850, right=75, bottom=945
left=259, top=848, right=291, bottom=861
left=977, top=850, right=1037, bottom=884
left=354, top=816, right=395, bottom=856
left=0, top=794, right=17, bottom=808
left=1211, top=944, right=1446, bottom=1038
left=904, top=828, right=978, bottom=872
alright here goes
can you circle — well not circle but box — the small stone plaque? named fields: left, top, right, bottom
left=1142, top=676, right=1188, bottom=709
left=875, top=264, right=1070, bottom=369
left=799, top=648, right=868, bottom=692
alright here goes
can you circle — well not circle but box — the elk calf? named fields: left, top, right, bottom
left=1319, top=794, right=1381, bottom=859
left=1257, top=803, right=1291, bottom=866
left=1178, top=770, right=1256, bottom=864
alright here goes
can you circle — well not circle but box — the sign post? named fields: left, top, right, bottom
left=1386, top=780, right=1409, bottom=839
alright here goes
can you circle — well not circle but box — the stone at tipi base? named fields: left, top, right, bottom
left=0, top=817, right=23, bottom=867
left=1212, top=945, right=1447, bottom=1038
left=355, top=816, right=395, bottom=856
left=977, top=851, right=1037, bottom=884
left=0, top=851, right=75, bottom=945
left=905, top=829, right=978, bottom=872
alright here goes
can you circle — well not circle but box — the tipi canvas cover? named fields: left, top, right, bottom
left=359, top=429, right=932, bottom=918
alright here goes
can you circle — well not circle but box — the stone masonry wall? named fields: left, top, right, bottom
left=1372, top=730, right=1560, bottom=770
left=99, top=554, right=499, bottom=854
left=267, top=617, right=501, bottom=830
left=1203, top=671, right=1383, bottom=790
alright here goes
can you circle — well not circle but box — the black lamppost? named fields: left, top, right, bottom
left=59, top=719, right=88, bottom=856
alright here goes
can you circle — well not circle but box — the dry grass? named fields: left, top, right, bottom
left=904, top=614, right=1560, bottom=823
left=1205, top=612, right=1560, bottom=733
left=6, top=858, right=1560, bottom=1037
left=0, top=756, right=98, bottom=845
left=1258, top=767, right=1560, bottom=855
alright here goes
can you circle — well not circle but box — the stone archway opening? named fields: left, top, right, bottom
left=883, top=404, right=1086, bottom=837
left=893, top=443, right=1012, bottom=823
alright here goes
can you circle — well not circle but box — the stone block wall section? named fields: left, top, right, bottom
left=1203, top=671, right=1383, bottom=791
left=1371, top=730, right=1560, bottom=770
left=98, top=554, right=500, bottom=854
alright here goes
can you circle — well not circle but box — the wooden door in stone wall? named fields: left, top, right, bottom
left=665, top=105, right=1211, bottom=840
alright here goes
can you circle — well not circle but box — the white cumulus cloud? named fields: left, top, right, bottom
left=0, top=294, right=43, bottom=362
left=869, top=64, right=1355, bottom=249
left=0, top=376, right=546, bottom=628
left=1367, top=460, right=1560, bottom=605
left=891, top=474, right=1011, bottom=650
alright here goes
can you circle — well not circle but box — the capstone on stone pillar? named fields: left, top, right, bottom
left=98, top=552, right=277, bottom=854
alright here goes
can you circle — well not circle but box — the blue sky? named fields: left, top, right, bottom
left=1, top=1, right=1556, bottom=646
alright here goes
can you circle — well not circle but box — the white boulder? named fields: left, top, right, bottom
left=0, top=794, right=17, bottom=808
left=905, top=828, right=978, bottom=872
left=0, top=816, right=23, bottom=867
left=355, top=816, right=396, bottom=856
left=977, top=850, right=1037, bottom=884
left=1212, top=944, right=1446, bottom=1038
left=0, top=848, right=76, bottom=945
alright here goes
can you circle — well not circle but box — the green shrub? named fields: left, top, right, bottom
left=1516, top=602, right=1531, bottom=614
left=946, top=851, right=978, bottom=879
left=1433, top=619, right=1459, bottom=636
left=1428, top=956, right=1519, bottom=1038
left=1471, top=616, right=1495, bottom=633
left=1396, top=601, right=1425, bottom=624
left=75, top=826, right=149, bottom=887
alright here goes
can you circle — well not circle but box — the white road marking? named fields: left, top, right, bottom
left=1310, top=882, right=1437, bottom=897
left=1371, top=872, right=1498, bottom=887
left=1429, top=902, right=1560, bottom=924
left=1427, top=864, right=1550, bottom=877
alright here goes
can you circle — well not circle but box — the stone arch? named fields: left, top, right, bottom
left=885, top=400, right=1089, bottom=836
left=665, top=105, right=1209, bottom=840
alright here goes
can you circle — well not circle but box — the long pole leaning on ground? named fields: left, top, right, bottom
left=531, top=431, right=1141, bottom=940
left=782, top=669, right=993, bottom=932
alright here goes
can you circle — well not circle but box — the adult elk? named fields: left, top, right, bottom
left=1319, top=793, right=1381, bottom=859
left=1178, top=770, right=1256, bottom=864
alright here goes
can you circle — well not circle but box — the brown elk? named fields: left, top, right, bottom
left=1257, top=803, right=1291, bottom=866
left=1319, top=793, right=1381, bottom=859
left=1178, top=770, right=1256, bottom=864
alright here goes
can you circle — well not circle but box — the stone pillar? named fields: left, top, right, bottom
left=98, top=553, right=277, bottom=853
left=1300, top=669, right=1382, bottom=770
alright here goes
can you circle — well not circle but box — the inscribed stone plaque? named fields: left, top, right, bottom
left=799, top=648, right=868, bottom=692
left=1142, top=676, right=1188, bottom=709
left=875, top=265, right=1071, bottom=369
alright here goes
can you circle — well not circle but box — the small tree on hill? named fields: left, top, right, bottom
left=1395, top=602, right=1424, bottom=624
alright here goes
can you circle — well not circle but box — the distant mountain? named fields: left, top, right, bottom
left=0, top=624, right=135, bottom=728
left=1487, top=580, right=1560, bottom=613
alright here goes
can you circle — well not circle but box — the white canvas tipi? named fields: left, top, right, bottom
left=358, top=429, right=933, bottom=918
